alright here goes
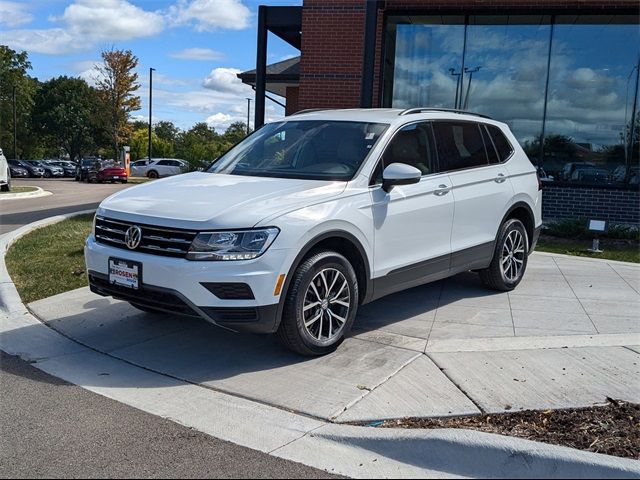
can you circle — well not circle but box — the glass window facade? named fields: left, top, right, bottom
left=383, top=14, right=640, bottom=188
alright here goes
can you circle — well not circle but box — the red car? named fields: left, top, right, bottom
left=87, top=161, right=128, bottom=184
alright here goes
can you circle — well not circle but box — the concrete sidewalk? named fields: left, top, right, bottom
left=23, top=252, right=640, bottom=423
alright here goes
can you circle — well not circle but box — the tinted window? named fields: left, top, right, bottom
left=432, top=122, right=488, bottom=171
left=156, top=160, right=171, bottom=166
left=480, top=125, right=500, bottom=164
left=486, top=125, right=513, bottom=162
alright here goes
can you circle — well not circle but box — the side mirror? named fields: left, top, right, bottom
left=382, top=163, right=421, bottom=193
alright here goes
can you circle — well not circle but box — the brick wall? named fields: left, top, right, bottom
left=285, top=86, right=300, bottom=115
left=299, top=0, right=366, bottom=109
left=542, top=186, right=640, bottom=225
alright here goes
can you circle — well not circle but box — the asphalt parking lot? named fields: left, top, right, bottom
left=0, top=178, right=130, bottom=235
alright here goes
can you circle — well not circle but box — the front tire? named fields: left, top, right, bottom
left=479, top=218, right=529, bottom=291
left=277, top=250, right=359, bottom=356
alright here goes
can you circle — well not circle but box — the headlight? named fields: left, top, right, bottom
left=187, top=228, right=279, bottom=261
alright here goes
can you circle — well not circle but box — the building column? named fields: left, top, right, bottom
left=255, top=5, right=268, bottom=129
left=360, top=0, right=378, bottom=108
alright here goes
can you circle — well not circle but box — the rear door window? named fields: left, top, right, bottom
left=486, top=125, right=514, bottom=162
left=432, top=122, right=488, bottom=172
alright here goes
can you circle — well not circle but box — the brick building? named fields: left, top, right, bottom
left=240, top=1, right=640, bottom=224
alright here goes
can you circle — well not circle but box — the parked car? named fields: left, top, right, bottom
left=0, top=148, right=9, bottom=192
left=76, top=159, right=97, bottom=181
left=49, top=160, right=77, bottom=177
left=130, top=158, right=188, bottom=178
left=86, top=160, right=127, bottom=184
left=8, top=160, right=29, bottom=178
left=85, top=108, right=542, bottom=356
left=571, top=165, right=612, bottom=183
left=560, top=162, right=595, bottom=181
left=24, top=160, right=64, bottom=178
left=9, top=159, right=44, bottom=178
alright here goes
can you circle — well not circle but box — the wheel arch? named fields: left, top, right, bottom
left=501, top=201, right=535, bottom=252
left=274, top=230, right=373, bottom=330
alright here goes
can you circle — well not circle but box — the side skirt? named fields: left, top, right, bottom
left=368, top=241, right=494, bottom=303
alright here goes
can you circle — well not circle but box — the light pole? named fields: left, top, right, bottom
left=463, top=66, right=481, bottom=110
left=449, top=68, right=462, bottom=109
left=246, top=98, right=251, bottom=135
left=12, top=85, right=17, bottom=159
left=148, top=67, right=155, bottom=161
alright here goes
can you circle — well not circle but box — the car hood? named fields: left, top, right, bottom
left=97, top=172, right=346, bottom=230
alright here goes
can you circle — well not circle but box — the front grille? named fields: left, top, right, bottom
left=89, top=274, right=200, bottom=317
left=95, top=216, right=197, bottom=258
left=201, top=282, right=255, bottom=300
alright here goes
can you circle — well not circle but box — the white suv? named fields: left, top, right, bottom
left=85, top=108, right=542, bottom=356
left=130, top=158, right=188, bottom=178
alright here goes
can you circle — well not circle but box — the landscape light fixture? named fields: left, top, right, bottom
left=586, top=219, right=607, bottom=253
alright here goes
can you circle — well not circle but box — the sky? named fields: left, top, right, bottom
left=0, top=0, right=301, bottom=132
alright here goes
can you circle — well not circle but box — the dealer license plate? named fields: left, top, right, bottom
left=108, top=258, right=141, bottom=289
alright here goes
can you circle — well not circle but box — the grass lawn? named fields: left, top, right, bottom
left=5, top=214, right=93, bottom=304
left=0, top=186, right=38, bottom=194
left=536, top=237, right=640, bottom=263
left=127, top=176, right=152, bottom=184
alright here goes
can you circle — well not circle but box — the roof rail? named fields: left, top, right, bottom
left=291, top=108, right=331, bottom=115
left=399, top=107, right=493, bottom=120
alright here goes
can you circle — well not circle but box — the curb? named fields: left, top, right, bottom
left=0, top=186, right=52, bottom=201
left=1, top=213, right=639, bottom=478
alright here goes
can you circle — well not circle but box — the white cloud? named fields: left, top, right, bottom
left=167, top=0, right=251, bottom=32
left=0, top=1, right=33, bottom=27
left=202, top=67, right=250, bottom=94
left=169, top=48, right=225, bottom=61
left=206, top=112, right=232, bottom=127
left=2, top=0, right=164, bottom=54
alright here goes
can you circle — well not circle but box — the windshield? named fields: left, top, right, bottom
left=207, top=120, right=388, bottom=181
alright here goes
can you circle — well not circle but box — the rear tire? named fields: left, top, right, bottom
left=277, top=250, right=358, bottom=356
left=479, top=218, right=529, bottom=291
left=129, top=302, right=169, bottom=315
left=147, top=170, right=159, bottom=179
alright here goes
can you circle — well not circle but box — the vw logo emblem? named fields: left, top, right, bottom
left=125, top=226, right=142, bottom=250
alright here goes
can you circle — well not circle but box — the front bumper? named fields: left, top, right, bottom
left=85, top=235, right=290, bottom=333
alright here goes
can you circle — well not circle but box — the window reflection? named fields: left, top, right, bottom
left=543, top=17, right=640, bottom=186
left=465, top=16, right=550, bottom=152
left=383, top=14, right=640, bottom=188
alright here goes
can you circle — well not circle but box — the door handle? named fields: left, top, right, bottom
left=434, top=184, right=451, bottom=196
left=494, top=173, right=507, bottom=183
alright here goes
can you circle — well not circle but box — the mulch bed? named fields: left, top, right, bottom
left=378, top=399, right=639, bottom=459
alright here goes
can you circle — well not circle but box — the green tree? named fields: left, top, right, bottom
left=0, top=46, right=38, bottom=159
left=223, top=121, right=250, bottom=145
left=33, top=76, right=103, bottom=161
left=155, top=120, right=180, bottom=144
left=129, top=126, right=174, bottom=160
left=95, top=48, right=141, bottom=159
left=176, top=122, right=226, bottom=169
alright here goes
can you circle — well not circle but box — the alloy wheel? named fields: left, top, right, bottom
left=500, top=229, right=526, bottom=282
left=302, top=268, right=351, bottom=343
